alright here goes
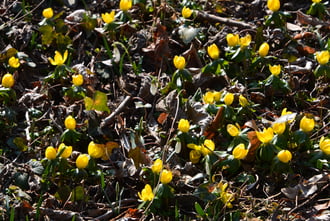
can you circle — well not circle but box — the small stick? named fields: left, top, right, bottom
left=101, top=95, right=132, bottom=127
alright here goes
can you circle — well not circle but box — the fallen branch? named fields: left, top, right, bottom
left=195, top=10, right=256, bottom=30
left=101, top=95, right=132, bottom=127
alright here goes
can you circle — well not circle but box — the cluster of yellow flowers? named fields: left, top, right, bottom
left=188, top=139, right=215, bottom=163
left=88, top=141, right=119, bottom=160
left=45, top=143, right=72, bottom=160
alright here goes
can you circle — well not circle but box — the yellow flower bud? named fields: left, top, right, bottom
left=42, top=8, right=54, bottom=19
left=232, top=143, right=248, bottom=160
left=213, top=91, right=222, bottom=102
left=48, top=50, right=68, bottom=66
left=101, top=11, right=115, bottom=24
left=203, top=91, right=215, bottom=104
left=226, top=33, right=239, bottom=47
left=319, top=136, right=330, bottom=155
left=207, top=44, right=220, bottom=60
left=76, top=154, right=89, bottom=169
left=223, top=92, right=234, bottom=106
left=239, top=94, right=249, bottom=107
left=138, top=184, right=154, bottom=201
left=72, top=74, right=84, bottom=86
left=45, top=146, right=57, bottom=160
left=258, top=42, right=269, bottom=57
left=277, top=150, right=292, bottom=163
left=315, top=50, right=329, bottom=65
left=182, top=6, right=193, bottom=19
left=201, top=139, right=215, bottom=156
left=267, top=0, right=280, bottom=12
left=256, top=128, right=274, bottom=144
left=272, top=122, right=286, bottom=135
left=151, top=159, right=163, bottom=174
left=160, top=169, right=173, bottom=184
left=58, top=143, right=72, bottom=158
left=1, top=73, right=15, bottom=88
left=178, top=119, right=190, bottom=133
left=64, top=115, right=76, bottom=130
left=312, top=0, right=322, bottom=3
left=269, top=64, right=281, bottom=76
left=88, top=141, right=105, bottom=158
left=239, top=34, right=251, bottom=48
left=173, top=55, right=186, bottom=70
left=227, top=124, right=240, bottom=137
left=8, top=57, right=20, bottom=68
left=120, top=0, right=132, bottom=11
left=189, top=149, right=201, bottom=164
left=299, top=116, right=315, bottom=133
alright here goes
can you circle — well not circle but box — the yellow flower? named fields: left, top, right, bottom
left=319, top=136, right=330, bottom=155
left=227, top=124, right=240, bottom=137
left=226, top=33, right=239, bottom=47
left=76, top=154, right=89, bottom=169
left=239, top=94, right=249, bottom=107
left=223, top=92, right=234, bottom=106
left=45, top=146, right=57, bottom=160
left=281, top=108, right=294, bottom=123
left=182, top=6, right=193, bottom=19
left=138, top=184, right=154, bottom=201
left=207, top=44, right=220, bottom=60
left=277, top=150, right=292, bottom=163
left=8, top=57, right=20, bottom=68
left=88, top=141, right=105, bottom=158
left=42, top=8, right=54, bottom=19
left=256, top=127, right=274, bottom=144
left=203, top=91, right=215, bottom=104
left=269, top=64, right=281, bottom=76
left=258, top=42, right=269, bottom=57
left=272, top=122, right=286, bottom=135
left=173, top=55, right=186, bottom=70
left=1, top=73, right=15, bottom=88
left=299, top=116, right=315, bottom=132
left=151, top=159, right=163, bottom=174
left=102, top=141, right=119, bottom=160
left=58, top=143, right=72, bottom=158
left=101, top=11, right=115, bottom=24
left=120, top=0, right=132, bottom=11
left=239, top=34, right=251, bottom=48
left=72, top=74, right=84, bottom=86
left=267, top=0, right=280, bottom=12
left=160, top=169, right=173, bottom=184
left=189, top=150, right=201, bottom=164
left=315, top=51, right=329, bottom=65
left=64, top=115, right=76, bottom=130
left=213, top=91, right=221, bottom=102
left=201, top=139, right=215, bottom=156
left=48, top=50, right=68, bottom=66
left=178, top=119, right=190, bottom=133
left=219, top=182, right=234, bottom=208
left=232, top=143, right=248, bottom=160
left=312, top=0, right=322, bottom=3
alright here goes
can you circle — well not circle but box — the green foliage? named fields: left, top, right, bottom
left=84, top=90, right=110, bottom=113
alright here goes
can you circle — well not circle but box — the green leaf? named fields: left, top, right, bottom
left=194, top=202, right=206, bottom=217
left=70, top=186, right=86, bottom=202
left=39, top=25, right=55, bottom=45
left=84, top=90, right=110, bottom=113
left=259, top=143, right=275, bottom=162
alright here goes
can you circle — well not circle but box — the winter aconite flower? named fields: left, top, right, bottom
left=190, top=150, right=201, bottom=164
left=258, top=42, right=269, bottom=57
left=239, top=94, right=249, bottom=107
left=319, top=136, right=330, bottom=155
left=269, top=64, right=281, bottom=76
left=239, top=34, right=251, bottom=48
left=203, top=91, right=221, bottom=104
left=64, top=115, right=76, bottom=130
left=267, top=0, right=280, bottom=12
left=227, top=124, right=240, bottom=137
left=45, top=146, right=57, bottom=160
left=207, top=44, right=220, bottom=60
left=219, top=182, right=234, bottom=208
left=49, top=50, right=68, bottom=66
left=173, top=55, right=186, bottom=70
left=299, top=116, right=315, bottom=132
left=223, top=92, right=234, bottom=106
left=42, top=8, right=54, bottom=19
left=160, top=169, right=173, bottom=184
left=138, top=184, right=154, bottom=201
left=281, top=108, right=294, bottom=123
left=76, top=154, right=89, bottom=169
left=232, top=144, right=248, bottom=160
left=8, top=57, right=20, bottom=68
left=88, top=141, right=105, bottom=158
left=201, top=139, right=215, bottom=156
left=256, top=128, right=274, bottom=144
left=120, top=0, right=132, bottom=11
left=151, top=159, right=163, bottom=174
left=178, top=119, right=190, bottom=133
left=226, top=33, right=239, bottom=47
left=277, top=150, right=292, bottom=163
left=101, top=11, right=115, bottom=24
left=182, top=6, right=193, bottom=19
left=315, top=50, right=329, bottom=65
left=272, top=122, right=286, bottom=135
left=1, top=73, right=15, bottom=88
left=72, top=74, right=84, bottom=86
left=58, top=143, right=72, bottom=158
left=312, top=0, right=322, bottom=3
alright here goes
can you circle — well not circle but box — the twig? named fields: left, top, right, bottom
left=101, top=95, right=132, bottom=127
left=195, top=10, right=256, bottom=30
